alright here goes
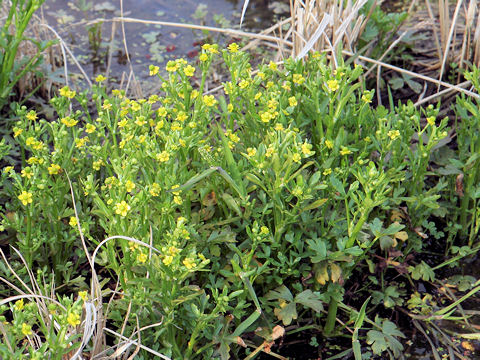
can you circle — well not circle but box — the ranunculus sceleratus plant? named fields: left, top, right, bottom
left=1, top=42, right=452, bottom=358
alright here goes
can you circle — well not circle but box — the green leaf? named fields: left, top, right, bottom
left=295, top=290, right=323, bottom=313
left=274, top=302, right=297, bottom=325
left=265, top=285, right=294, bottom=302
left=329, top=175, right=346, bottom=196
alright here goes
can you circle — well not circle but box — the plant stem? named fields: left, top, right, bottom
left=324, top=298, right=338, bottom=335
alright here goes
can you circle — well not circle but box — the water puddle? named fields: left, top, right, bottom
left=42, top=0, right=289, bottom=87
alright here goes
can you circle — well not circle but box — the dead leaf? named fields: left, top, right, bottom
left=456, top=173, right=464, bottom=197
left=394, top=231, right=409, bottom=241
left=330, top=263, right=342, bottom=283
left=271, top=325, right=285, bottom=340
left=236, top=336, right=247, bottom=347
left=202, top=191, right=217, bottom=206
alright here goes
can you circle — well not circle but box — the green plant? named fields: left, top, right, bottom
left=0, top=0, right=54, bottom=113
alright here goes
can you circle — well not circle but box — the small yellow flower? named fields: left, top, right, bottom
left=79, top=291, right=88, bottom=301
left=292, top=153, right=302, bottom=163
left=227, top=103, right=234, bottom=112
left=184, top=65, right=195, bottom=77
left=174, top=195, right=183, bottom=205
left=266, top=146, right=274, bottom=158
left=340, top=146, right=352, bottom=156
left=95, top=74, right=107, bottom=83
left=183, top=257, right=196, bottom=269
left=388, top=130, right=400, bottom=140
left=203, top=95, right=217, bottom=107
left=176, top=111, right=188, bottom=122
left=67, top=312, right=81, bottom=327
left=166, top=60, right=178, bottom=72
left=14, top=299, right=24, bottom=311
left=137, top=252, right=148, bottom=263
left=156, top=151, right=170, bottom=162
left=4, top=166, right=13, bottom=174
left=292, top=74, right=305, bottom=85
left=93, top=159, right=103, bottom=171
left=114, top=200, right=131, bottom=217
left=275, top=123, right=284, bottom=131
left=292, top=187, right=303, bottom=197
left=118, top=118, right=129, bottom=128
left=260, top=226, right=269, bottom=235
left=102, top=100, right=112, bottom=110
left=247, top=147, right=257, bottom=157
left=21, top=323, right=32, bottom=336
left=85, top=124, right=96, bottom=133
left=327, top=79, right=339, bottom=92
left=191, top=90, right=199, bottom=99
left=69, top=217, right=77, bottom=227
left=61, top=116, right=78, bottom=127
left=228, top=42, right=240, bottom=53
left=21, top=167, right=33, bottom=179
left=48, top=163, right=61, bottom=175
left=26, top=110, right=37, bottom=121
left=13, top=127, right=23, bottom=137
left=199, top=53, right=208, bottom=62
left=362, top=92, right=372, bottom=103
left=163, top=255, right=173, bottom=265
left=301, top=142, right=314, bottom=156
left=239, top=79, right=250, bottom=89
left=18, top=191, right=33, bottom=206
left=149, top=64, right=159, bottom=76
left=149, top=183, right=161, bottom=197
left=427, top=116, right=436, bottom=126
left=325, top=139, right=334, bottom=149
left=125, top=180, right=135, bottom=193
left=288, top=96, right=297, bottom=107
left=268, top=61, right=277, bottom=71
left=323, top=168, right=332, bottom=176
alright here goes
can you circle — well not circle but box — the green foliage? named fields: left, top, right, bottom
left=1, top=43, right=480, bottom=358
left=0, top=0, right=54, bottom=113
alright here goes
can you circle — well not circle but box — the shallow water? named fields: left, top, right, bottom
left=42, top=0, right=287, bottom=86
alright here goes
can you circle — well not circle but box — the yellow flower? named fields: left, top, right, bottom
left=268, top=61, right=277, bottom=71
left=61, top=116, right=78, bottom=127
left=27, top=157, right=42, bottom=165
left=183, top=257, right=196, bottom=269
left=79, top=291, right=88, bottom=301
left=184, top=65, right=195, bottom=77
left=93, top=159, right=103, bottom=170
left=21, top=167, right=33, bottom=179
left=199, top=53, right=208, bottom=62
left=114, top=200, right=131, bottom=217
left=247, top=147, right=256, bottom=157
left=13, top=127, right=23, bottom=137
left=48, top=163, right=61, bottom=175
left=292, top=153, right=301, bottom=163
left=266, top=146, right=274, bottom=158
left=203, top=95, right=217, bottom=107
left=227, top=103, right=234, bottom=112
left=325, top=139, right=334, bottom=149
left=163, top=255, right=173, bottom=265
left=125, top=180, right=135, bottom=193
left=21, top=323, right=32, bottom=336
left=228, top=42, right=240, bottom=53
left=292, top=74, right=305, bottom=85
left=166, top=60, right=178, bottom=72
left=149, top=64, right=159, bottom=76
left=18, top=191, right=33, bottom=205
left=202, top=43, right=218, bottom=54
left=292, top=187, right=303, bottom=197
left=260, top=111, right=272, bottom=123
left=176, top=111, right=188, bottom=122
left=95, top=74, right=107, bottom=83
left=118, top=118, right=129, bottom=128
left=14, top=299, right=24, bottom=311
left=340, top=146, right=352, bottom=156
left=137, top=252, right=148, bottom=263
left=191, top=90, right=199, bottom=99
left=69, top=216, right=77, bottom=227
left=301, top=142, right=314, bottom=156
left=388, top=130, right=400, bottom=140
left=59, top=86, right=76, bottom=98
left=288, top=96, right=297, bottom=107
left=26, top=110, right=37, bottom=121
left=149, top=183, right=161, bottom=197
left=327, top=79, right=339, bottom=92
left=427, top=116, right=436, bottom=126
left=239, top=79, right=250, bottom=89
left=260, top=226, right=269, bottom=235
left=156, top=151, right=170, bottom=162
left=4, top=166, right=13, bottom=174
left=174, top=195, right=183, bottom=205
left=362, top=92, right=372, bottom=103
left=323, top=168, right=332, bottom=176
left=85, top=124, right=96, bottom=133
left=75, top=137, right=89, bottom=148
left=102, top=100, right=112, bottom=110
left=67, top=311, right=81, bottom=327
left=274, top=123, right=284, bottom=131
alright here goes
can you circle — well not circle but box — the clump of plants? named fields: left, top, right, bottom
left=1, top=42, right=480, bottom=359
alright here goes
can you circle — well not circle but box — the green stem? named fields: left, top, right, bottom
left=324, top=298, right=338, bottom=335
